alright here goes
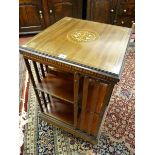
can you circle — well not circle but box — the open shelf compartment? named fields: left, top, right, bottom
left=35, top=72, right=74, bottom=104
left=44, top=97, right=74, bottom=125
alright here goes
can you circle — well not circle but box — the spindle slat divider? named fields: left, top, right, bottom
left=24, top=59, right=43, bottom=112
left=73, top=73, right=80, bottom=128
left=87, top=83, right=100, bottom=134
left=80, top=76, right=89, bottom=130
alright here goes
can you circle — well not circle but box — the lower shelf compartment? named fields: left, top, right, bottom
left=40, top=112, right=98, bottom=144
left=45, top=98, right=74, bottom=125
left=43, top=98, right=99, bottom=136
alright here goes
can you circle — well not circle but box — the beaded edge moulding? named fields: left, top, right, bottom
left=67, top=29, right=99, bottom=43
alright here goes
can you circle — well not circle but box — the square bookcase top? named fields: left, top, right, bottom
left=21, top=17, right=131, bottom=79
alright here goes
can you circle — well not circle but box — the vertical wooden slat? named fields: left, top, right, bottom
left=74, top=73, right=80, bottom=128
left=47, top=94, right=51, bottom=103
left=95, top=83, right=114, bottom=136
left=32, top=61, right=48, bottom=111
left=80, top=76, right=89, bottom=130
left=41, top=91, right=47, bottom=108
left=40, top=63, right=45, bottom=78
left=43, top=93, right=53, bottom=113
left=45, top=65, right=48, bottom=74
left=32, top=61, right=41, bottom=83
left=24, top=58, right=43, bottom=112
left=87, top=82, right=99, bottom=134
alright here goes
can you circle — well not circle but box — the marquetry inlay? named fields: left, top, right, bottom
left=67, top=29, right=99, bottom=43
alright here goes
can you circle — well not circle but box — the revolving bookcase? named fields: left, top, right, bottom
left=20, top=17, right=131, bottom=144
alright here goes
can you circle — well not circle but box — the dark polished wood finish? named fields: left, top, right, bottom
left=87, top=0, right=135, bottom=28
left=19, top=0, right=134, bottom=35
left=47, top=0, right=82, bottom=25
left=19, top=0, right=83, bottom=34
left=20, top=17, right=131, bottom=144
left=87, top=0, right=114, bottom=24
left=19, top=0, right=45, bottom=34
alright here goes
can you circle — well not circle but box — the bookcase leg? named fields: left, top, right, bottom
left=80, top=76, right=89, bottom=130
left=24, top=58, right=43, bottom=112
left=74, top=73, right=80, bottom=128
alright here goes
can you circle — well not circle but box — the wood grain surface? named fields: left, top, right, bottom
left=22, top=17, right=131, bottom=78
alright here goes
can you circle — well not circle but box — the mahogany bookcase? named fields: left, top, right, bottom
left=19, top=17, right=131, bottom=144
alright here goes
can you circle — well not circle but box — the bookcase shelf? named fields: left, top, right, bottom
left=46, top=97, right=74, bottom=125
left=35, top=73, right=74, bottom=104
left=34, top=69, right=108, bottom=133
